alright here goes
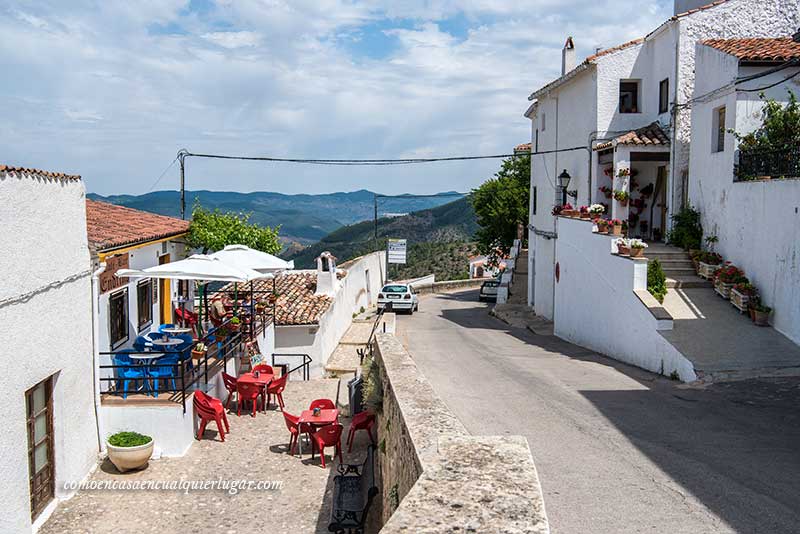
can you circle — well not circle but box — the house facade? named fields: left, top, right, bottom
left=0, top=166, right=99, bottom=533
left=688, top=37, right=800, bottom=344
left=526, top=0, right=800, bottom=320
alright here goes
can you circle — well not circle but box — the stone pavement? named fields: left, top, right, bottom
left=42, top=379, right=374, bottom=534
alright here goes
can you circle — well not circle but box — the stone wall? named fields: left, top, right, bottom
left=372, top=333, right=550, bottom=533
left=412, top=278, right=484, bottom=295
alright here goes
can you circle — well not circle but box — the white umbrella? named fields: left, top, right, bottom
left=116, top=254, right=273, bottom=282
left=209, top=244, right=294, bottom=273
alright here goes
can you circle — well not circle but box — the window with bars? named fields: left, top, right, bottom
left=659, top=78, right=669, bottom=114
left=137, top=279, right=153, bottom=331
left=26, top=376, right=54, bottom=520
left=619, top=80, right=640, bottom=113
left=110, top=288, right=129, bottom=348
left=713, top=105, right=726, bottom=153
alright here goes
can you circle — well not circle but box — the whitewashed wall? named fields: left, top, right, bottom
left=689, top=45, right=800, bottom=344
left=554, top=217, right=696, bottom=381
left=275, top=251, right=385, bottom=376
left=0, top=171, right=98, bottom=533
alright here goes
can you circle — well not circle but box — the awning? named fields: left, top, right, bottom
left=116, top=254, right=273, bottom=282
left=209, top=244, right=294, bottom=274
left=594, top=122, right=670, bottom=151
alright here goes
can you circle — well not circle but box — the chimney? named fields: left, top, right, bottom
left=314, top=251, right=338, bottom=296
left=562, top=36, right=576, bottom=75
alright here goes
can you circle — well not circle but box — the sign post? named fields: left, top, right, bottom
left=386, top=238, right=407, bottom=281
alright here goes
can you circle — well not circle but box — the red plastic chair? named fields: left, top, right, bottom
left=236, top=382, right=262, bottom=417
left=221, top=372, right=238, bottom=409
left=252, top=364, right=274, bottom=375
left=311, top=423, right=344, bottom=468
left=282, top=411, right=315, bottom=455
left=309, top=398, right=336, bottom=411
left=347, top=411, right=376, bottom=452
left=193, top=391, right=229, bottom=441
left=265, top=374, right=288, bottom=410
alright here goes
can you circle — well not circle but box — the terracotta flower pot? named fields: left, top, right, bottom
left=597, top=225, right=608, bottom=234
left=753, top=309, right=770, bottom=326
left=610, top=225, right=622, bottom=236
left=630, top=247, right=645, bottom=258
left=617, top=245, right=630, bottom=256
left=590, top=213, right=601, bottom=220
left=580, top=212, right=590, bottom=219
left=107, top=440, right=154, bottom=473
left=749, top=307, right=756, bottom=321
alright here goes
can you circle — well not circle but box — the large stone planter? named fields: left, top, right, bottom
left=107, top=440, right=154, bottom=472
left=730, top=288, right=751, bottom=314
left=697, top=261, right=719, bottom=280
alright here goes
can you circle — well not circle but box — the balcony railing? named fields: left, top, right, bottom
left=735, top=147, right=800, bottom=182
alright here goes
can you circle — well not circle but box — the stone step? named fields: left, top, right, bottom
left=648, top=252, right=691, bottom=261
left=654, top=259, right=694, bottom=268
left=662, top=268, right=699, bottom=277
left=666, top=275, right=712, bottom=288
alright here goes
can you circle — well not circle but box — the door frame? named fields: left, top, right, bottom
left=159, top=254, right=171, bottom=324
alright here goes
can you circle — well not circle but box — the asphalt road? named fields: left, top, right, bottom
left=396, top=290, right=800, bottom=534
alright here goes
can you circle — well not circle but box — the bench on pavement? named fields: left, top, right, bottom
left=328, top=445, right=377, bottom=534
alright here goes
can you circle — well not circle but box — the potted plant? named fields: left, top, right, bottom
left=596, top=219, right=609, bottom=234
left=107, top=431, right=154, bottom=473
left=609, top=218, right=623, bottom=236
left=551, top=205, right=563, bottom=217
left=621, top=219, right=629, bottom=235
left=615, top=238, right=630, bottom=256
left=255, top=300, right=267, bottom=313
left=268, top=291, right=280, bottom=305
left=730, top=282, right=757, bottom=314
left=697, top=251, right=723, bottom=280
left=589, top=203, right=605, bottom=219
left=629, top=239, right=648, bottom=258
left=617, top=167, right=631, bottom=178
left=752, top=303, right=772, bottom=326
left=228, top=316, right=241, bottom=332
left=561, top=203, right=577, bottom=217
left=613, top=190, right=630, bottom=206
left=579, top=205, right=590, bottom=219
left=598, top=186, right=613, bottom=199
left=714, top=264, right=746, bottom=300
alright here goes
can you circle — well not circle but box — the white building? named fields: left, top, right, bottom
left=0, top=165, right=99, bottom=532
left=688, top=37, right=800, bottom=344
left=526, top=0, right=800, bottom=320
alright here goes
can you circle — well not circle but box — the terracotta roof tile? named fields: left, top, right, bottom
left=594, top=122, right=670, bottom=151
left=223, top=272, right=336, bottom=326
left=702, top=37, right=800, bottom=62
left=514, top=142, right=532, bottom=153
left=674, top=0, right=730, bottom=19
left=85, top=198, right=190, bottom=251
left=585, top=38, right=645, bottom=62
left=0, top=164, right=81, bottom=181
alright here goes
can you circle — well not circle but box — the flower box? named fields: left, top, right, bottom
left=617, top=245, right=630, bottom=255
left=714, top=278, right=733, bottom=299
left=697, top=261, right=719, bottom=280
left=729, top=288, right=750, bottom=313
left=610, top=224, right=622, bottom=236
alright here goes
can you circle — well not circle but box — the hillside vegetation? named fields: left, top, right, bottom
left=288, top=197, right=478, bottom=280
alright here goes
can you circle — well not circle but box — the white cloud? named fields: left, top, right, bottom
left=0, top=0, right=672, bottom=196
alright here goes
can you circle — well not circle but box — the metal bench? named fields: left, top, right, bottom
left=329, top=445, right=377, bottom=534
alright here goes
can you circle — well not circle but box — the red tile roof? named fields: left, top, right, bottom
left=702, top=37, right=800, bottom=62
left=85, top=199, right=190, bottom=251
left=674, top=0, right=730, bottom=19
left=594, top=122, right=670, bottom=151
left=0, top=164, right=81, bottom=181
left=514, top=142, right=532, bottom=153
left=224, top=272, right=338, bottom=326
left=585, top=38, right=645, bottom=63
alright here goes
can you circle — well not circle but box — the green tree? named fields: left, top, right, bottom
left=733, top=90, right=800, bottom=152
left=469, top=154, right=530, bottom=253
left=188, top=203, right=281, bottom=254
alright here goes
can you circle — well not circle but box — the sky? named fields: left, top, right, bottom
left=0, top=0, right=672, bottom=196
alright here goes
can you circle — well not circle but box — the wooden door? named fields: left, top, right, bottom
left=159, top=254, right=171, bottom=324
left=27, top=376, right=54, bottom=520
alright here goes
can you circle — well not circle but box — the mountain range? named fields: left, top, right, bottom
left=87, top=189, right=464, bottom=244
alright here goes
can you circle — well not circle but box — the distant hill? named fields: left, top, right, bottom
left=87, top=189, right=465, bottom=244
left=288, top=197, right=478, bottom=280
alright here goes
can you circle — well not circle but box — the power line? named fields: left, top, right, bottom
left=147, top=156, right=178, bottom=192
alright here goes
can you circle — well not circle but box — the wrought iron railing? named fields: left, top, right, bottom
left=271, top=353, right=312, bottom=381
left=735, top=147, right=800, bottom=182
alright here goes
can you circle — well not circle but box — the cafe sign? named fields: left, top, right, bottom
left=100, top=254, right=129, bottom=293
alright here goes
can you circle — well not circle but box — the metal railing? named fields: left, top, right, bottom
left=735, top=147, right=800, bottom=182
left=359, top=307, right=386, bottom=365
left=271, top=353, right=312, bottom=381
left=99, top=318, right=245, bottom=413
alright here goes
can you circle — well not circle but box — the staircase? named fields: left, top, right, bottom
left=646, top=244, right=710, bottom=288
left=508, top=249, right=529, bottom=305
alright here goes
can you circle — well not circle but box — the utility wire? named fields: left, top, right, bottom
left=147, top=156, right=178, bottom=192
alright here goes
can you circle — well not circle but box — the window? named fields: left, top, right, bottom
left=109, top=288, right=129, bottom=348
left=534, top=129, right=539, bottom=152
left=541, top=113, right=546, bottom=131
left=619, top=80, right=640, bottom=113
left=533, top=186, right=538, bottom=216
left=659, top=78, right=669, bottom=114
left=137, top=279, right=153, bottom=331
left=26, top=376, right=54, bottom=520
left=713, top=106, right=726, bottom=153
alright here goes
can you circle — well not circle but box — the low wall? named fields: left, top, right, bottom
left=373, top=334, right=549, bottom=533
left=413, top=278, right=483, bottom=295
left=554, top=217, right=696, bottom=381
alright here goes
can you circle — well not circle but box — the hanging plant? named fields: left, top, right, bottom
left=617, top=168, right=631, bottom=178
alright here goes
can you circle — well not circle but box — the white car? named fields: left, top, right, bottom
left=479, top=279, right=500, bottom=302
left=377, top=283, right=419, bottom=314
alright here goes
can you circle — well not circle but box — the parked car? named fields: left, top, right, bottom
left=377, top=283, right=419, bottom=314
left=479, top=279, right=500, bottom=302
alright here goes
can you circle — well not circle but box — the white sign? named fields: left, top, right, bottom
left=387, top=238, right=407, bottom=264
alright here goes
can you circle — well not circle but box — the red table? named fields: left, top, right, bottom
left=297, top=409, right=339, bottom=456
left=237, top=372, right=273, bottom=412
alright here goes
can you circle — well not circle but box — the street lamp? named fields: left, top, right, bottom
left=557, top=169, right=571, bottom=206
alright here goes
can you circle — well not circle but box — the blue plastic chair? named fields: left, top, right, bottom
left=133, top=335, right=154, bottom=352
left=113, top=350, right=148, bottom=399
left=148, top=354, right=180, bottom=398
left=158, top=323, right=176, bottom=334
